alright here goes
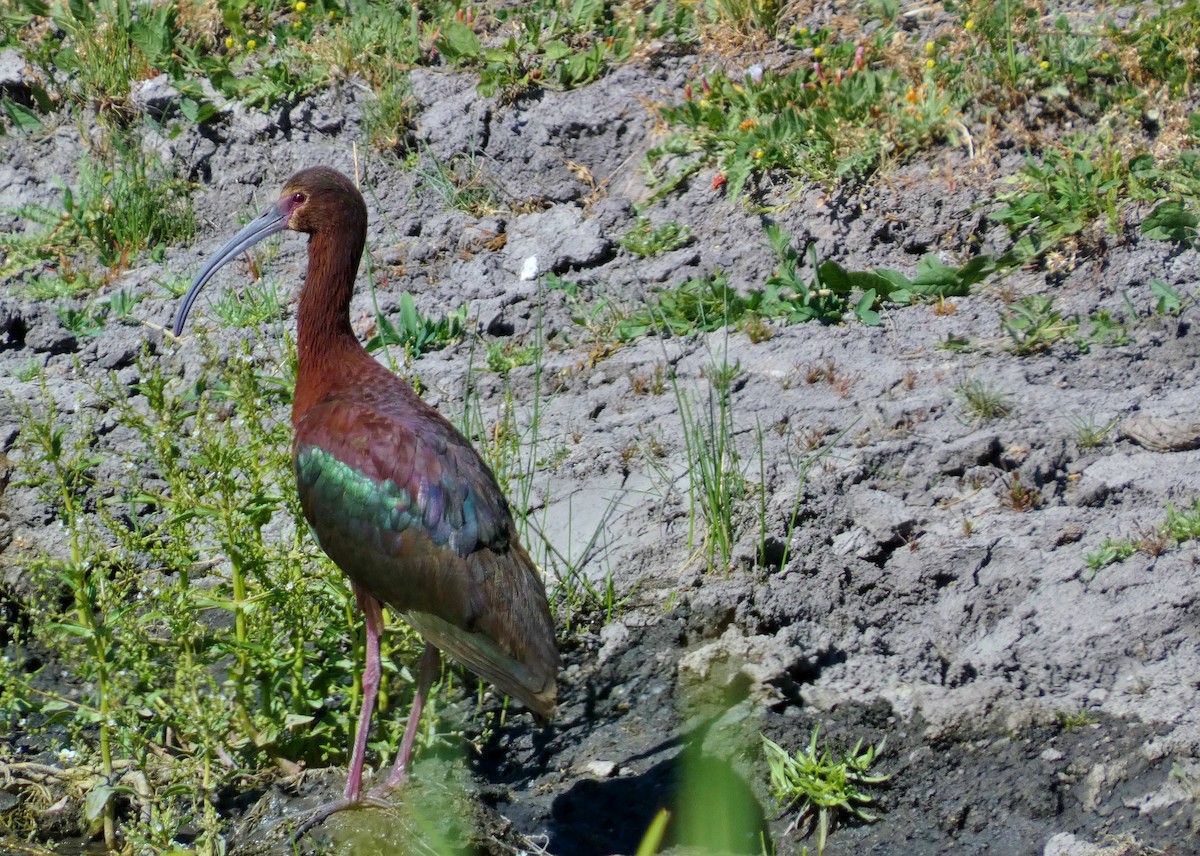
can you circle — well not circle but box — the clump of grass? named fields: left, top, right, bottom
left=1, top=142, right=194, bottom=277
left=763, top=729, right=890, bottom=855
left=365, top=292, right=469, bottom=360
left=673, top=360, right=746, bottom=574
left=1071, top=416, right=1117, bottom=450
left=955, top=378, right=1012, bottom=422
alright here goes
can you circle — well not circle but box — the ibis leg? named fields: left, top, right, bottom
left=344, top=594, right=384, bottom=802
left=289, top=593, right=385, bottom=840
left=376, top=643, right=440, bottom=793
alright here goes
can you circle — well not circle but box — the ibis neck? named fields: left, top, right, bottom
left=294, top=229, right=367, bottom=422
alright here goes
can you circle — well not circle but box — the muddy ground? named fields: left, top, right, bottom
left=3, top=11, right=1200, bottom=856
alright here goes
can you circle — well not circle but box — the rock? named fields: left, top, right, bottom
left=504, top=205, right=611, bottom=274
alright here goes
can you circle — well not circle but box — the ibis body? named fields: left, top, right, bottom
left=172, top=167, right=558, bottom=819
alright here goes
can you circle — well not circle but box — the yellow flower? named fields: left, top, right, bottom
left=699, top=99, right=709, bottom=108
left=925, top=40, right=936, bottom=56
left=813, top=46, right=824, bottom=58
left=1039, top=60, right=1050, bottom=70
left=753, top=149, right=764, bottom=160
left=224, top=36, right=235, bottom=49
left=247, top=38, right=257, bottom=49
left=293, top=19, right=301, bottom=28
left=925, top=58, right=936, bottom=69
left=798, top=26, right=809, bottom=36
left=965, top=19, right=975, bottom=31
left=295, top=1, right=307, bottom=10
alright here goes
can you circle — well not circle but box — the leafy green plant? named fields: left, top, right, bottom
left=616, top=229, right=993, bottom=342
left=1001, top=295, right=1076, bottom=354
left=2, top=333, right=436, bottom=850
left=485, top=340, right=540, bottom=375
left=991, top=140, right=1159, bottom=266
left=648, top=32, right=959, bottom=194
left=1140, top=200, right=1200, bottom=244
left=434, top=1, right=633, bottom=102
left=763, top=729, right=890, bottom=855
left=1084, top=499, right=1200, bottom=576
left=619, top=217, right=692, bottom=257
left=1001, top=295, right=1129, bottom=354
left=366, top=292, right=468, bottom=359
left=1150, top=279, right=1188, bottom=316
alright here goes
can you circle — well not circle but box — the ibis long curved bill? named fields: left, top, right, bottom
left=171, top=199, right=292, bottom=336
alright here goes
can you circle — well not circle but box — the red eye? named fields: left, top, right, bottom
left=292, top=192, right=306, bottom=204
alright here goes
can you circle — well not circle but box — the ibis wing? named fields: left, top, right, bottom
left=293, top=396, right=557, bottom=714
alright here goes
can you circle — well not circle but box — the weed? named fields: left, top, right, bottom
left=415, top=149, right=498, bottom=217
left=1071, top=416, right=1117, bottom=450
left=1149, top=279, right=1188, bottom=316
left=434, top=3, right=635, bottom=102
left=1001, top=295, right=1076, bottom=354
left=673, top=360, right=745, bottom=574
left=2, top=335, right=431, bottom=849
left=955, top=378, right=1012, bottom=422
left=629, top=364, right=668, bottom=396
left=619, top=217, right=692, bottom=257
left=990, top=138, right=1161, bottom=267
left=1056, top=709, right=1098, bottom=730
left=211, top=277, right=283, bottom=329
left=365, top=292, right=468, bottom=360
left=1003, top=474, right=1041, bottom=512
left=648, top=31, right=959, bottom=194
left=486, top=340, right=540, bottom=375
left=1, top=143, right=194, bottom=276
left=1083, top=499, right=1200, bottom=575
left=763, top=729, right=890, bottom=855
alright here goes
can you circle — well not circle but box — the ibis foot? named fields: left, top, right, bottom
left=289, top=791, right=394, bottom=841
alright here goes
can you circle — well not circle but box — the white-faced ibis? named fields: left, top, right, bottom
left=172, top=167, right=559, bottom=828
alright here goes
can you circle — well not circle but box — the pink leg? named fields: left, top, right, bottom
left=374, top=643, right=440, bottom=793
left=289, top=590, right=385, bottom=840
left=344, top=592, right=383, bottom=802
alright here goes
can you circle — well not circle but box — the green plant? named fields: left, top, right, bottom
left=1056, top=708, right=1098, bottom=730
left=485, top=340, right=540, bottom=375
left=1, top=143, right=194, bottom=276
left=619, top=217, right=692, bottom=257
left=1071, top=416, right=1117, bottom=450
left=615, top=230, right=993, bottom=342
left=3, top=334, right=432, bottom=849
left=673, top=360, right=746, bottom=574
left=647, top=31, right=959, bottom=195
left=1001, top=295, right=1076, bottom=353
left=763, top=729, right=890, bottom=855
left=434, top=2, right=635, bottom=102
left=414, top=149, right=498, bottom=217
left=1150, top=279, right=1187, bottom=315
left=1083, top=499, right=1200, bottom=576
left=365, top=292, right=468, bottom=359
left=991, top=139, right=1159, bottom=266
left=955, top=378, right=1011, bottom=422
left=210, top=277, right=283, bottom=329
